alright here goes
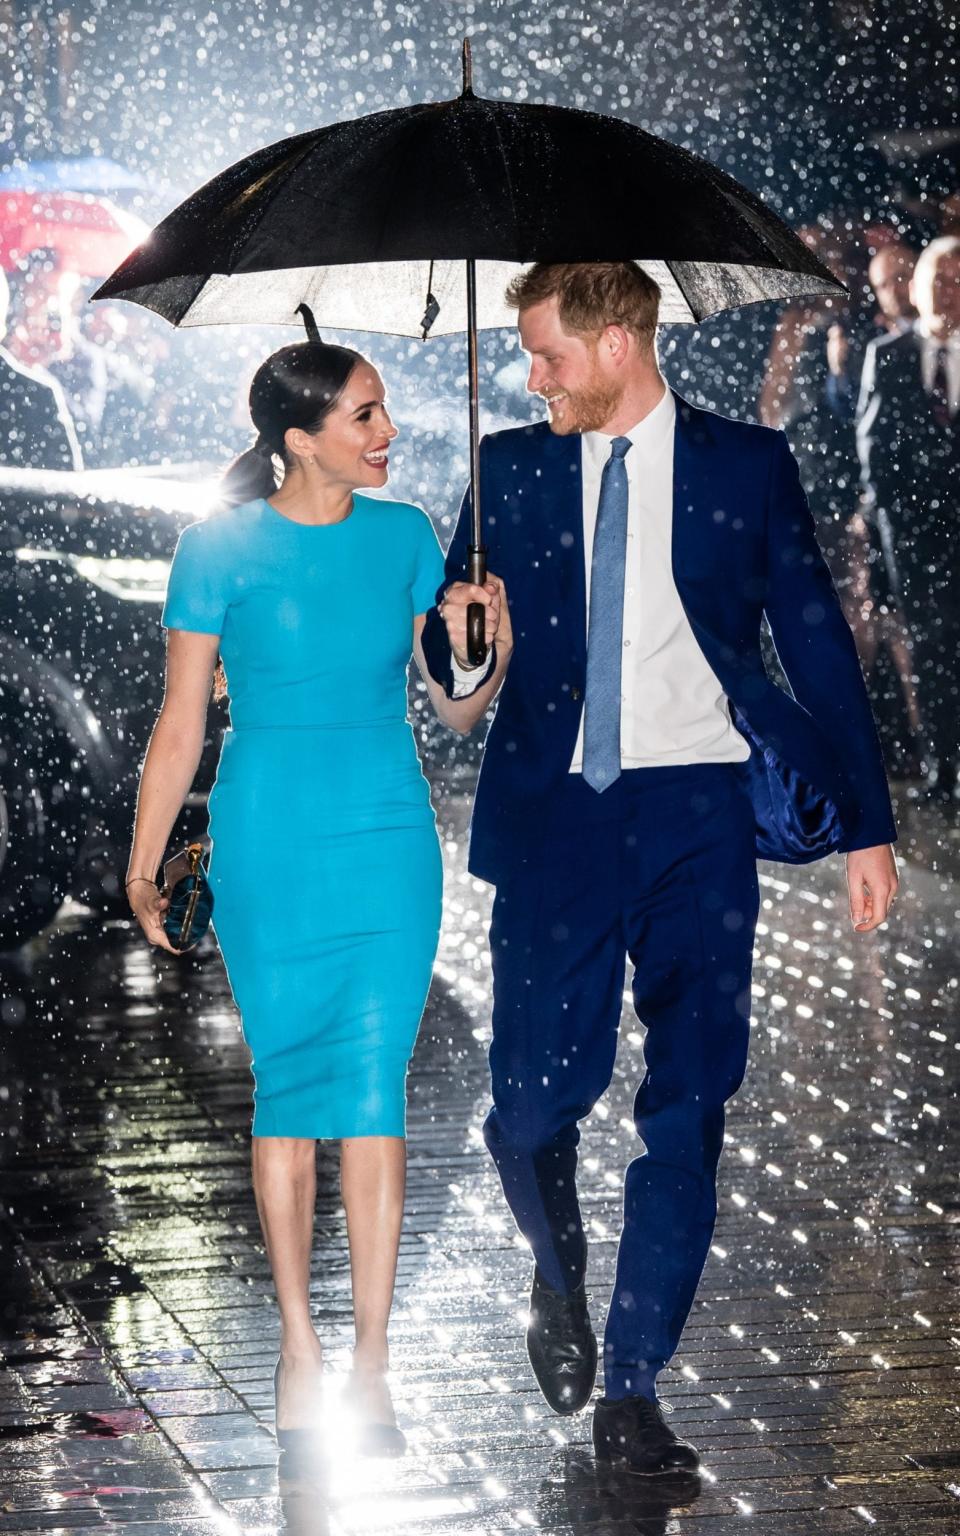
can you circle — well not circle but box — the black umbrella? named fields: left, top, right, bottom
left=94, top=41, right=844, bottom=661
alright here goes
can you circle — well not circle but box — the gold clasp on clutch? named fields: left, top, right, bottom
left=176, top=842, right=206, bottom=947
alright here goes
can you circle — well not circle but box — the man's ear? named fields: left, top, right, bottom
left=603, top=323, right=631, bottom=364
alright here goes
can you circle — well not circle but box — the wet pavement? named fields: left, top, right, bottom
left=1, top=789, right=959, bottom=1535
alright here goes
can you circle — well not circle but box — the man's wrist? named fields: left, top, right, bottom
left=450, top=643, right=496, bottom=697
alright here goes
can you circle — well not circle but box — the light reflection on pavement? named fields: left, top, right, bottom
left=0, top=791, right=958, bottom=1534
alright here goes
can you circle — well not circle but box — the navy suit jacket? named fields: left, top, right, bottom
left=422, top=393, right=897, bottom=886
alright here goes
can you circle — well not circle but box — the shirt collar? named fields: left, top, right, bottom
left=914, top=318, right=960, bottom=349
left=582, top=382, right=676, bottom=467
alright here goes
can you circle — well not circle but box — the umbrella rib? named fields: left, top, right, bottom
left=661, top=260, right=706, bottom=324
left=487, top=109, right=524, bottom=254
left=221, top=139, right=322, bottom=278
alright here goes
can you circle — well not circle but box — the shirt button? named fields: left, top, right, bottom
left=623, top=639, right=631, bottom=647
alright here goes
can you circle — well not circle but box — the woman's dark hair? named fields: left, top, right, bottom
left=212, top=340, right=365, bottom=700
left=219, top=339, right=365, bottom=509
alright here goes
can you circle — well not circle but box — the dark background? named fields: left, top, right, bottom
left=2, top=0, right=957, bottom=508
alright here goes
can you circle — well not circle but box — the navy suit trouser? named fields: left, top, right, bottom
left=482, top=761, right=760, bottom=1402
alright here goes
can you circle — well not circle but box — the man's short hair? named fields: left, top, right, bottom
left=504, top=262, right=661, bottom=350
left=869, top=242, right=915, bottom=271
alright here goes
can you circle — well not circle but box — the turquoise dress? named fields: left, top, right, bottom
left=161, top=494, right=445, bottom=1138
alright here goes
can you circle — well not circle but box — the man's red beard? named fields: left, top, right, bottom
left=543, top=370, right=623, bottom=435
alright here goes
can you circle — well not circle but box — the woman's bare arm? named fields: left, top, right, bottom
left=411, top=574, right=514, bottom=735
left=412, top=619, right=512, bottom=735
left=126, top=628, right=220, bottom=950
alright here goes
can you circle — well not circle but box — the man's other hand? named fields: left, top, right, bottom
left=846, top=844, right=898, bottom=933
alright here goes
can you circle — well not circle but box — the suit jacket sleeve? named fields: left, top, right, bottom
left=421, top=439, right=493, bottom=698
left=762, top=431, right=896, bottom=852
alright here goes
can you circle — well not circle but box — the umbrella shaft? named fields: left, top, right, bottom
left=466, top=257, right=484, bottom=559
left=465, top=257, right=487, bottom=667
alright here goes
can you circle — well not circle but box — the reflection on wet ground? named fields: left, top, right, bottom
left=1, top=792, right=958, bottom=1534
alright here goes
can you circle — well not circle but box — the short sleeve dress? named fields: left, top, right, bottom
left=161, top=493, right=446, bottom=1138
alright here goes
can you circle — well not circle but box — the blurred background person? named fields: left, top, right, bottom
left=758, top=222, right=859, bottom=592
left=2, top=247, right=63, bottom=371
left=46, top=274, right=155, bottom=466
left=759, top=219, right=928, bottom=775
left=828, top=236, right=925, bottom=766
left=825, top=241, right=919, bottom=415
left=0, top=265, right=82, bottom=470
left=857, top=234, right=960, bottom=803
left=869, top=242, right=920, bottom=336
left=44, top=268, right=109, bottom=461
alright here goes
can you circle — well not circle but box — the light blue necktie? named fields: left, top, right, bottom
left=582, top=435, right=632, bottom=793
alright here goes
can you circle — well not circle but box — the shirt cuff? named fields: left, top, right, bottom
left=450, top=646, right=495, bottom=697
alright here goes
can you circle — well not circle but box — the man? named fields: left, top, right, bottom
left=856, top=235, right=960, bottom=801
left=820, top=241, right=923, bottom=767
left=756, top=225, right=859, bottom=596
left=422, top=262, right=898, bottom=1474
left=822, top=241, right=918, bottom=419
left=0, top=268, right=82, bottom=471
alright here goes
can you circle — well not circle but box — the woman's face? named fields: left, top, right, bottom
left=293, top=362, right=399, bottom=489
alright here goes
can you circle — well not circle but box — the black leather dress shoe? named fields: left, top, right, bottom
left=526, top=1267, right=598, bottom=1414
left=593, top=1395, right=700, bottom=1475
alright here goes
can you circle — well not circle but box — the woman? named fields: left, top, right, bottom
left=125, top=340, right=511, bottom=1457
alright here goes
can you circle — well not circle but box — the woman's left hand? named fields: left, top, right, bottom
left=127, top=879, right=178, bottom=953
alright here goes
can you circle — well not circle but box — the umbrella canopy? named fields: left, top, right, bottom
left=93, top=79, right=843, bottom=334
left=93, top=44, right=845, bottom=663
left=0, top=191, right=149, bottom=277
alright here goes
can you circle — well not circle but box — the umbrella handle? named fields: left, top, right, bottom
left=466, top=544, right=488, bottom=667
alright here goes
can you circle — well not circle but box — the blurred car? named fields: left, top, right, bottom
left=0, top=463, right=225, bottom=948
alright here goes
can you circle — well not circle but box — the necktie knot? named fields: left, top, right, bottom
left=610, top=436, right=632, bottom=462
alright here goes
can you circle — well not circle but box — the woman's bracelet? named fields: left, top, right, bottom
left=125, top=877, right=156, bottom=889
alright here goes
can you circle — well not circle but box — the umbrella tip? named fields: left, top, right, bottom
left=296, top=302, right=322, bottom=343
left=460, top=37, right=475, bottom=97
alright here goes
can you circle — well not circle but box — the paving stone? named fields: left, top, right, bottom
left=1, top=791, right=958, bottom=1533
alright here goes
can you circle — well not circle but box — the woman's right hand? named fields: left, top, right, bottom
left=127, top=879, right=178, bottom=952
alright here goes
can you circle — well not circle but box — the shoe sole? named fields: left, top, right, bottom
left=594, top=1436, right=700, bottom=1476
left=596, top=1452, right=701, bottom=1477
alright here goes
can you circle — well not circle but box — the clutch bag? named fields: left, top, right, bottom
left=160, top=841, right=213, bottom=952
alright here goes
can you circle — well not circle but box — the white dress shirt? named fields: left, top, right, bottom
left=915, top=320, right=960, bottom=416
left=570, top=386, right=749, bottom=770
left=452, top=385, right=750, bottom=771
